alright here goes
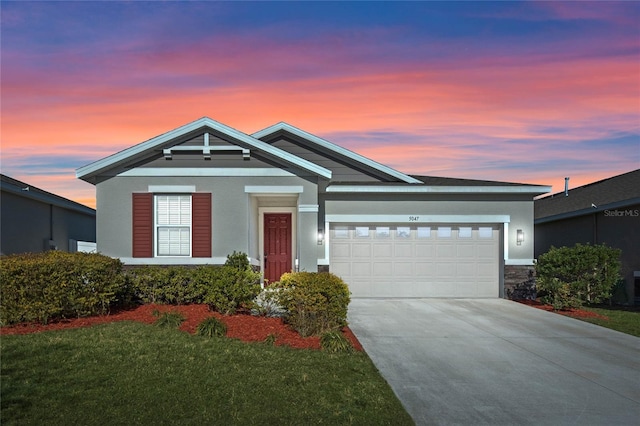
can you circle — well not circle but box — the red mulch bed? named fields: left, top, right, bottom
left=0, top=304, right=363, bottom=351
left=517, top=299, right=609, bottom=320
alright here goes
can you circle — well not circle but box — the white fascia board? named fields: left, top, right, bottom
left=327, top=185, right=552, bottom=195
left=120, top=257, right=228, bottom=265
left=325, top=214, right=510, bottom=223
left=245, top=185, right=304, bottom=194
left=253, top=122, right=422, bottom=184
left=505, top=259, right=535, bottom=266
left=77, top=117, right=331, bottom=180
left=119, top=168, right=295, bottom=177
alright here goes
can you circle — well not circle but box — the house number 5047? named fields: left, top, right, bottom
left=409, top=216, right=420, bottom=221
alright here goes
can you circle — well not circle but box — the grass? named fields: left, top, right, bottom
left=578, top=305, right=640, bottom=337
left=1, top=322, right=414, bottom=425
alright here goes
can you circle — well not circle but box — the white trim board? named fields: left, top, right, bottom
left=119, top=168, right=296, bottom=177
left=327, top=185, right=552, bottom=194
left=326, top=214, right=510, bottom=223
left=245, top=185, right=304, bottom=194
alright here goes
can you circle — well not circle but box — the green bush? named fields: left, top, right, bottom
left=153, top=310, right=185, bottom=328
left=536, top=243, right=621, bottom=310
left=196, top=316, right=227, bottom=338
left=271, top=272, right=351, bottom=337
left=126, top=252, right=260, bottom=313
left=127, top=266, right=207, bottom=305
left=320, top=331, right=353, bottom=354
left=199, top=266, right=261, bottom=315
left=0, top=251, right=126, bottom=326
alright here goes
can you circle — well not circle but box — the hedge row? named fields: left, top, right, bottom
left=0, top=252, right=261, bottom=325
left=0, top=251, right=126, bottom=325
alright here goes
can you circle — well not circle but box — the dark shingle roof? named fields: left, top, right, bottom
left=0, top=174, right=95, bottom=216
left=535, top=169, right=640, bottom=221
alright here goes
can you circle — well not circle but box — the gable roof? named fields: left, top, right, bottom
left=1, top=174, right=95, bottom=216
left=535, top=169, right=640, bottom=222
left=76, top=117, right=332, bottom=184
left=252, top=122, right=422, bottom=184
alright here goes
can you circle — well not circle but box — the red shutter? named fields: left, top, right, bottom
left=192, top=193, right=212, bottom=258
left=132, top=193, right=153, bottom=257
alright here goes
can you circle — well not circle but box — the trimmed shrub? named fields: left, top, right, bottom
left=320, top=331, right=353, bottom=354
left=536, top=243, right=621, bottom=310
left=126, top=266, right=207, bottom=305
left=153, top=310, right=185, bottom=328
left=196, top=316, right=227, bottom=337
left=271, top=272, right=351, bottom=337
left=199, top=265, right=261, bottom=315
left=0, top=251, right=126, bottom=326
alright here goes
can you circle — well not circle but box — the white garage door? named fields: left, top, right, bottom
left=329, top=225, right=500, bottom=298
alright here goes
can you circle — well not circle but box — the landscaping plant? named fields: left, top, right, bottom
left=320, top=331, right=354, bottom=354
left=196, top=316, right=227, bottom=338
left=536, top=243, right=621, bottom=310
left=152, top=310, right=185, bottom=328
left=0, top=251, right=126, bottom=326
left=271, top=272, right=351, bottom=337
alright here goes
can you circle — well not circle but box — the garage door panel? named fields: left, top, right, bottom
left=330, top=224, right=499, bottom=298
left=373, top=244, right=393, bottom=257
left=352, top=244, right=372, bottom=257
left=415, top=244, right=435, bottom=257
left=373, top=262, right=394, bottom=276
left=394, top=243, right=413, bottom=257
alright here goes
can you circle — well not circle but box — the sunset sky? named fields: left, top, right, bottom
left=2, top=1, right=639, bottom=209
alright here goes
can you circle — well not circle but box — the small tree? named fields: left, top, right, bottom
left=535, top=243, right=621, bottom=310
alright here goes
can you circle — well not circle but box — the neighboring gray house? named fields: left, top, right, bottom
left=0, top=174, right=96, bottom=255
left=76, top=117, right=550, bottom=298
left=535, top=170, right=640, bottom=304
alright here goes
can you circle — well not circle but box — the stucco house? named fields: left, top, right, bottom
left=535, top=170, right=640, bottom=304
left=1, top=174, right=96, bottom=255
left=76, top=117, right=550, bottom=298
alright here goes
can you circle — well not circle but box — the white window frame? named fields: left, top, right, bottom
left=154, top=194, right=192, bottom=257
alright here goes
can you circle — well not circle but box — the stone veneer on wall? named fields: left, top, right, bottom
left=504, top=265, right=536, bottom=300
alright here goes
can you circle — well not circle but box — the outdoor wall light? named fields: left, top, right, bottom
left=516, top=229, right=524, bottom=245
left=317, top=230, right=324, bottom=245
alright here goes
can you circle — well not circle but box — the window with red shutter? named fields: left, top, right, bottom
left=192, top=193, right=212, bottom=257
left=132, top=193, right=153, bottom=257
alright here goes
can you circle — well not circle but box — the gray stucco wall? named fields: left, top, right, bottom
left=1, top=191, right=96, bottom=255
left=96, top=175, right=318, bottom=271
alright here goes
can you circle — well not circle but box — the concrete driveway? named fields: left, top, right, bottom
left=348, top=298, right=640, bottom=425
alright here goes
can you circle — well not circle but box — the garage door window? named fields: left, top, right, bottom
left=417, top=227, right=431, bottom=238
left=355, top=227, right=369, bottom=238
left=376, top=227, right=390, bottom=238
left=397, top=227, right=411, bottom=238
left=479, top=227, right=493, bottom=238
left=438, top=227, right=452, bottom=238
left=458, top=227, right=472, bottom=238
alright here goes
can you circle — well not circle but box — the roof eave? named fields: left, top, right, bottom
left=326, top=184, right=552, bottom=195
left=253, top=123, right=422, bottom=184
left=76, top=118, right=332, bottom=183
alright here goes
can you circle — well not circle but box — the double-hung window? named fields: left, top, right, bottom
left=156, top=195, right=191, bottom=256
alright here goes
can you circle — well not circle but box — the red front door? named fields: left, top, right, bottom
left=264, top=213, right=292, bottom=284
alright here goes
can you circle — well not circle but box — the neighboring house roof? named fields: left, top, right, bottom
left=252, top=122, right=422, bottom=184
left=0, top=174, right=95, bottom=216
left=76, top=117, right=333, bottom=183
left=535, top=169, right=640, bottom=223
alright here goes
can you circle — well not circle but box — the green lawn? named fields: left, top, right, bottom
left=578, top=305, right=640, bottom=337
left=1, top=322, right=414, bottom=425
